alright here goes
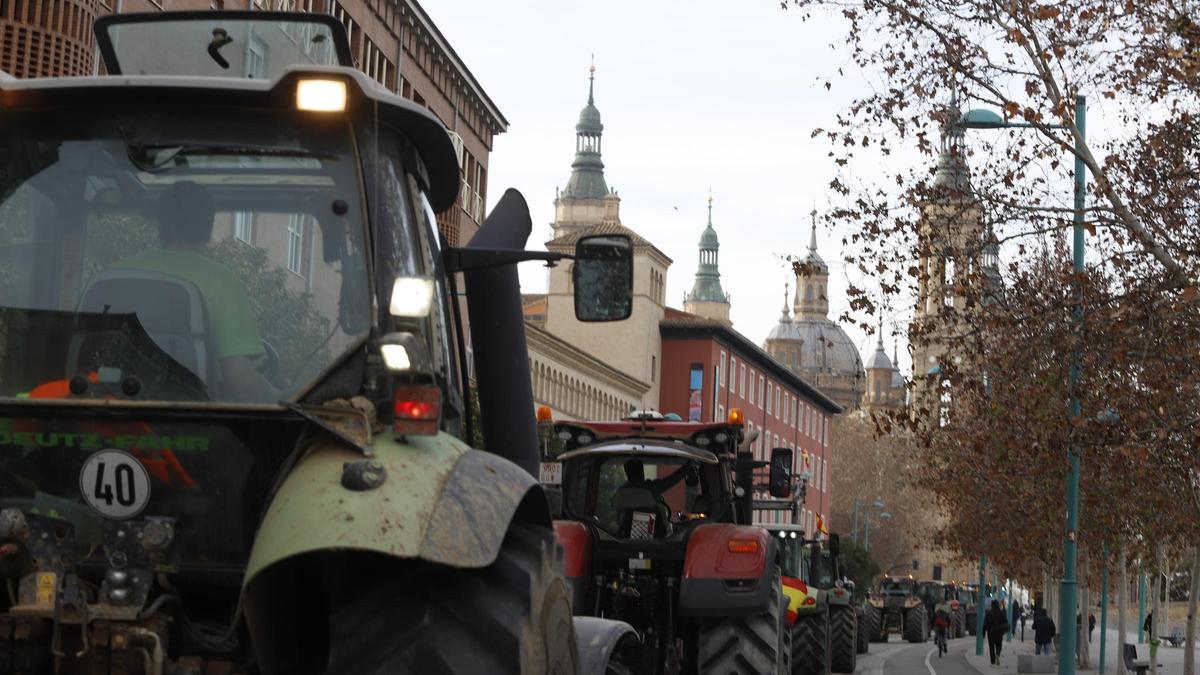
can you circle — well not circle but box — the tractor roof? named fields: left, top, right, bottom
left=556, top=439, right=720, bottom=464
left=0, top=11, right=459, bottom=211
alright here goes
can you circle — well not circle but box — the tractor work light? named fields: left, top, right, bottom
left=296, top=79, right=347, bottom=112
left=727, top=539, right=759, bottom=553
left=380, top=344, right=410, bottom=371
left=536, top=406, right=553, bottom=423
left=389, top=277, right=434, bottom=317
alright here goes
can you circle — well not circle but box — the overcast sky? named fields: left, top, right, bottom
left=423, top=0, right=919, bottom=375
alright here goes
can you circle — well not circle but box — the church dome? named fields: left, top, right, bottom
left=766, top=315, right=864, bottom=381
left=699, top=224, right=719, bottom=249
left=577, top=103, right=603, bottom=134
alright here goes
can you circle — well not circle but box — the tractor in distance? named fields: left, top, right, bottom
left=0, top=9, right=637, bottom=674
left=540, top=411, right=794, bottom=674
left=766, top=525, right=861, bottom=675
left=959, top=582, right=994, bottom=636
left=917, top=580, right=966, bottom=639
left=865, top=575, right=930, bottom=644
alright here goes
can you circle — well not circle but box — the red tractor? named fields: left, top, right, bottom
left=541, top=412, right=795, bottom=674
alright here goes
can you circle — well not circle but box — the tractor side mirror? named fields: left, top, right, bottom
left=829, top=532, right=841, bottom=558
left=768, top=447, right=793, bottom=499
left=573, top=235, right=633, bottom=322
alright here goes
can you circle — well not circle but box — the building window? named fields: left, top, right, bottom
left=728, top=356, right=736, bottom=389
left=748, top=369, right=755, bottom=404
left=740, top=364, right=746, bottom=397
left=765, top=381, right=773, bottom=414
left=719, top=351, right=727, bottom=389
left=759, top=375, right=765, bottom=408
left=233, top=212, right=253, bottom=244
left=688, top=364, right=703, bottom=422
left=718, top=404, right=724, bottom=422
left=247, top=37, right=267, bottom=79
left=651, top=355, right=657, bottom=382
left=286, top=214, right=305, bottom=275
left=776, top=386, right=782, bottom=417
left=932, top=565, right=943, bottom=581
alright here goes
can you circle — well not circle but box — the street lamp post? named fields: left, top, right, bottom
left=861, top=500, right=889, bottom=552
left=956, top=94, right=1087, bottom=675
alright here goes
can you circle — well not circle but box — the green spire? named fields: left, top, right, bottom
left=562, top=61, right=608, bottom=200
left=688, top=192, right=728, bottom=304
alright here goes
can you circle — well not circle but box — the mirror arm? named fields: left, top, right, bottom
left=442, top=247, right=573, bottom=273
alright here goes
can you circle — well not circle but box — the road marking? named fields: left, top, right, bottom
left=924, top=646, right=937, bottom=675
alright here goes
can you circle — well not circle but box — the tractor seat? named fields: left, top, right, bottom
left=614, top=485, right=671, bottom=539
left=73, top=269, right=212, bottom=384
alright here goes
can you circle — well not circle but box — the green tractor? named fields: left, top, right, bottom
left=768, top=526, right=859, bottom=674
left=865, top=576, right=929, bottom=643
left=0, top=10, right=637, bottom=674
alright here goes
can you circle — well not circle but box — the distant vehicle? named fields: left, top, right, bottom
left=866, top=575, right=930, bottom=643
left=542, top=413, right=792, bottom=673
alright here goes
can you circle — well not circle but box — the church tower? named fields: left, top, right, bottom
left=683, top=195, right=731, bottom=324
left=910, top=95, right=989, bottom=419
left=551, top=63, right=621, bottom=240
left=796, top=209, right=830, bottom=319
left=543, top=65, right=671, bottom=409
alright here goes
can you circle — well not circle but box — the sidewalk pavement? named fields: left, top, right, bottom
left=964, top=627, right=1199, bottom=674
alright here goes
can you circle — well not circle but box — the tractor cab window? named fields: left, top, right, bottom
left=569, top=455, right=719, bottom=538
left=881, top=580, right=911, bottom=594
left=775, top=532, right=807, bottom=579
left=0, top=107, right=377, bottom=404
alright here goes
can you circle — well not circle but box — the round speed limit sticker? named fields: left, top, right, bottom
left=79, top=450, right=151, bottom=520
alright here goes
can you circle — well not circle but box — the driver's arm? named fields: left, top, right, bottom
left=645, top=465, right=690, bottom=493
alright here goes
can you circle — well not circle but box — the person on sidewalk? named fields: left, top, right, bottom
left=984, top=599, right=1010, bottom=665
left=1019, top=603, right=1028, bottom=641
left=1033, top=608, right=1056, bottom=656
left=1088, top=612, right=1095, bottom=642
left=1011, top=601, right=1023, bottom=639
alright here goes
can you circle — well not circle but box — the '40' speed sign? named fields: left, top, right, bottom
left=79, top=450, right=151, bottom=519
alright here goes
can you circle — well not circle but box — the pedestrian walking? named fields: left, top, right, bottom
left=1019, top=603, right=1028, bottom=642
left=1011, top=601, right=1023, bottom=639
left=1088, top=612, right=1095, bottom=642
left=984, top=599, right=1010, bottom=665
left=1033, top=608, right=1056, bottom=656
left=1144, top=611, right=1153, bottom=637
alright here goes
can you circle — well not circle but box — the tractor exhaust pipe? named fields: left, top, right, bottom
left=463, top=189, right=538, bottom=476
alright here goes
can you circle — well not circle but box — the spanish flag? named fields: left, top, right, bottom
left=817, top=514, right=829, bottom=535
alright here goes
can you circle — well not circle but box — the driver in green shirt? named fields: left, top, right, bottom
left=113, top=181, right=274, bottom=401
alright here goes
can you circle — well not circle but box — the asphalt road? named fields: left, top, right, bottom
left=855, top=635, right=982, bottom=675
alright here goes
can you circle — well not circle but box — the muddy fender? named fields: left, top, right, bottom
left=678, top=523, right=777, bottom=617
left=574, top=616, right=638, bottom=675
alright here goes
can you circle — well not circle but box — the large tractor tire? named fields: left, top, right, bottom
left=791, top=609, right=831, bottom=675
left=855, top=608, right=869, bottom=654
left=966, top=612, right=977, bottom=636
left=323, top=523, right=578, bottom=675
left=904, top=605, right=929, bottom=644
left=698, top=566, right=786, bottom=675
left=865, top=605, right=886, bottom=643
left=952, top=609, right=965, bottom=639
left=829, top=605, right=858, bottom=673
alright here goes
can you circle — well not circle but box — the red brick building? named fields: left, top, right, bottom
left=0, top=0, right=505, bottom=246
left=660, top=309, right=843, bottom=533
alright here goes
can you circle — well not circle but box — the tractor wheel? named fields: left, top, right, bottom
left=323, top=523, right=577, bottom=675
left=904, top=605, right=928, bottom=644
left=855, top=608, right=869, bottom=654
left=829, top=605, right=858, bottom=673
left=698, top=566, right=786, bottom=675
left=790, top=608, right=831, bottom=675
left=966, top=612, right=977, bottom=636
left=953, top=609, right=965, bottom=638
left=779, top=587, right=793, bottom=675
left=865, top=605, right=886, bottom=643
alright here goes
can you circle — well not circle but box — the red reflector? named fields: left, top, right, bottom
left=728, top=539, right=759, bottom=553
left=393, top=386, right=441, bottom=436
left=804, top=597, right=816, bottom=605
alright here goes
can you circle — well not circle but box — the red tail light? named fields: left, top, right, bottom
left=393, top=385, right=441, bottom=436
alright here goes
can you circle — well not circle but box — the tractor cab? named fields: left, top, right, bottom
left=547, top=414, right=790, bottom=673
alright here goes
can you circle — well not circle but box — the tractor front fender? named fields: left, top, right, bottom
left=243, top=433, right=544, bottom=591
